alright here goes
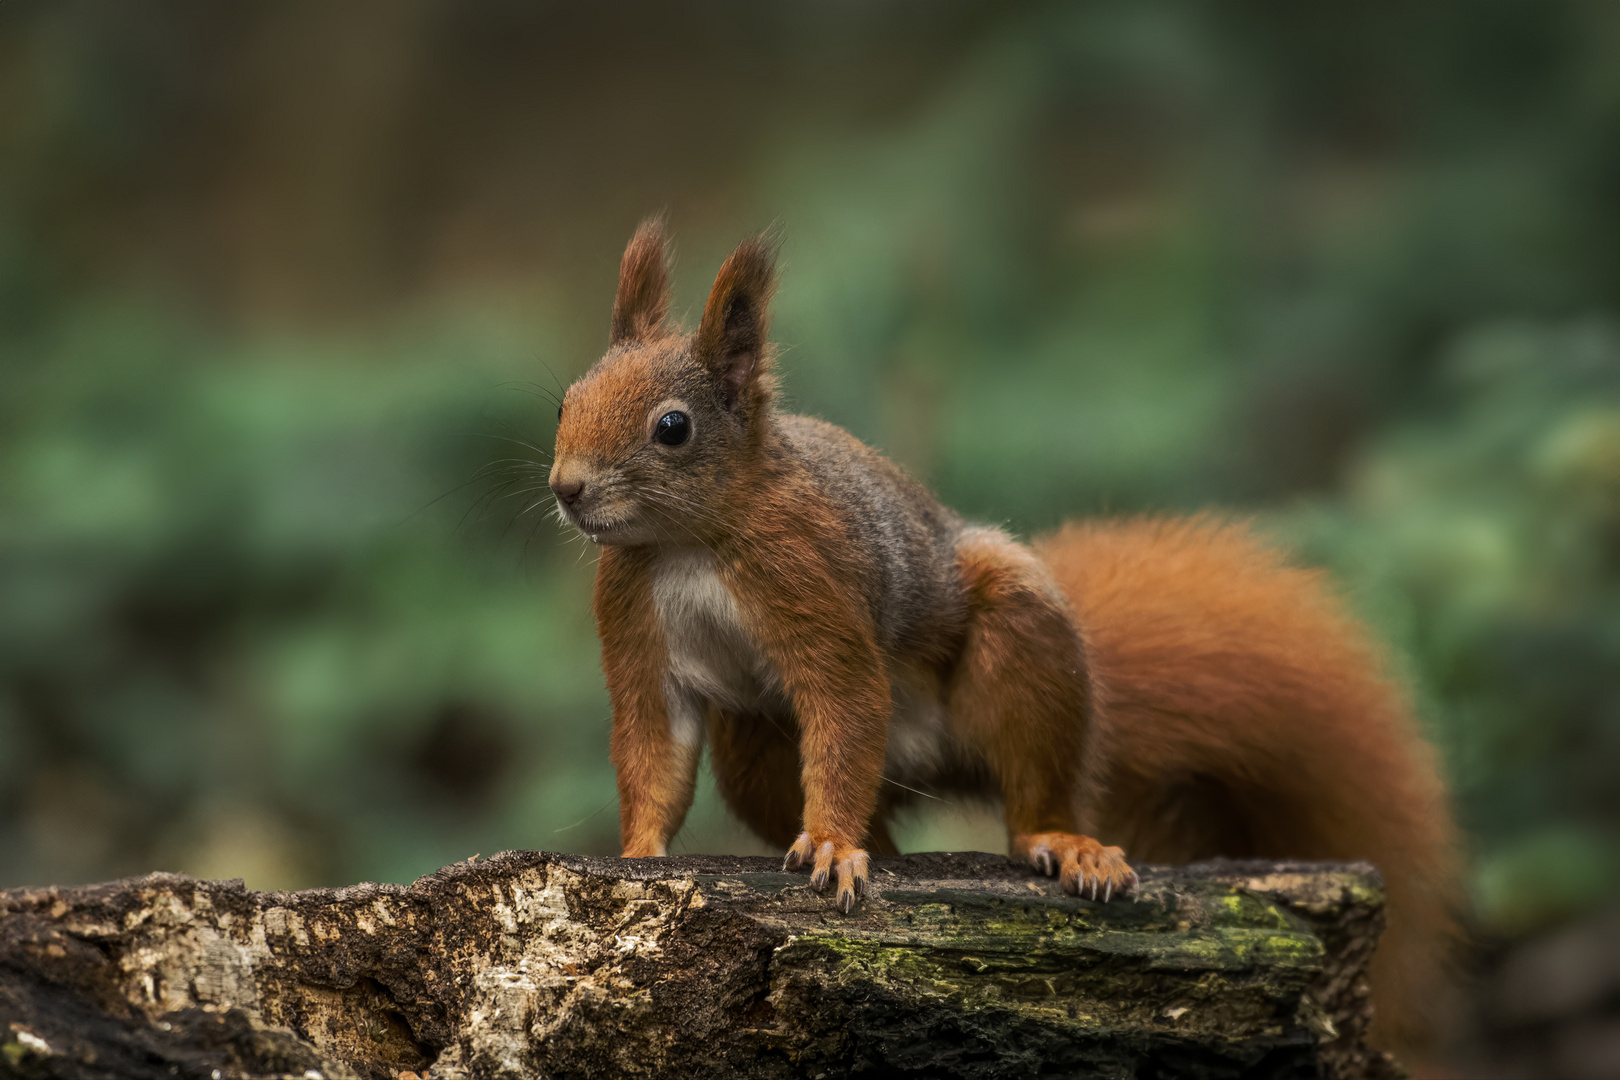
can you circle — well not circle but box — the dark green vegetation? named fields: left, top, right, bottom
left=0, top=2, right=1617, bottom=949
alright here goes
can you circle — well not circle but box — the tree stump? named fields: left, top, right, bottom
left=0, top=851, right=1400, bottom=1079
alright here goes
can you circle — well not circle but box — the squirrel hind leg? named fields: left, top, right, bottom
left=946, top=527, right=1132, bottom=898
left=707, top=707, right=804, bottom=851
left=1098, top=770, right=1262, bottom=866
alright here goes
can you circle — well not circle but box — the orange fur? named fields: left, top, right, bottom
left=719, top=475, right=893, bottom=908
left=595, top=545, right=698, bottom=856
left=695, top=233, right=778, bottom=419
left=553, top=223, right=1459, bottom=1055
left=610, top=216, right=672, bottom=346
left=948, top=529, right=1135, bottom=895
left=1036, top=515, right=1460, bottom=1050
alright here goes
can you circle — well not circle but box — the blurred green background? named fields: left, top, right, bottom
left=2, top=1, right=1618, bottom=956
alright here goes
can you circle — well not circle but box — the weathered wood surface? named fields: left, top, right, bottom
left=0, top=851, right=1400, bottom=1079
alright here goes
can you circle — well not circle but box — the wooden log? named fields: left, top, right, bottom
left=0, top=852, right=1401, bottom=1079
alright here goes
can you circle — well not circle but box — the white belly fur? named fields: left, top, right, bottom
left=886, top=675, right=950, bottom=782
left=652, top=549, right=779, bottom=729
left=651, top=548, right=951, bottom=778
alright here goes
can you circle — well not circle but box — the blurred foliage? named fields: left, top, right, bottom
left=1, top=2, right=1617, bottom=939
left=1280, top=317, right=1620, bottom=935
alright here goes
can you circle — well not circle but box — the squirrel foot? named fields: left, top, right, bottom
left=1014, top=832, right=1138, bottom=901
left=784, top=832, right=870, bottom=913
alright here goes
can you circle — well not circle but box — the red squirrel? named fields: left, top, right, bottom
left=548, top=220, right=1458, bottom=1052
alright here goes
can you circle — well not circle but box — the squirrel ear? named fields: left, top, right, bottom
left=610, top=216, right=671, bottom=345
left=695, top=234, right=778, bottom=411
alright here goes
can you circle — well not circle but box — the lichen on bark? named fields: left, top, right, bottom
left=0, top=852, right=1400, bottom=1079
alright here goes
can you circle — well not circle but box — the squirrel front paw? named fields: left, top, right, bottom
left=1014, top=831, right=1138, bottom=901
left=783, top=832, right=870, bottom=913
left=620, top=835, right=668, bottom=858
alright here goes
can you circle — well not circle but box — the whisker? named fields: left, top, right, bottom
left=642, top=488, right=725, bottom=519
left=882, top=775, right=952, bottom=804
left=510, top=503, right=559, bottom=545
left=607, top=441, right=652, bottom=471
left=498, top=380, right=563, bottom=411
left=537, top=359, right=569, bottom=399
left=468, top=430, right=554, bottom=461
left=553, top=794, right=617, bottom=834
left=402, top=465, right=513, bottom=527
left=508, top=499, right=555, bottom=526
left=522, top=506, right=560, bottom=556
left=645, top=512, right=683, bottom=549
left=458, top=477, right=525, bottom=531
left=638, top=487, right=729, bottom=530
left=644, top=501, right=727, bottom=536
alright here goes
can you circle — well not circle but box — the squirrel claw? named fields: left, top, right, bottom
left=1016, top=831, right=1135, bottom=902
left=783, top=833, right=815, bottom=872
left=784, top=832, right=869, bottom=913
left=808, top=841, right=835, bottom=891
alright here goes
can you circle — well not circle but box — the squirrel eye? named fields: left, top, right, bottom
left=654, top=411, right=691, bottom=447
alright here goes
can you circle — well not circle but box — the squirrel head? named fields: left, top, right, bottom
left=549, top=218, right=778, bottom=547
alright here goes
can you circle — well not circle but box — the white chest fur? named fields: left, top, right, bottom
left=649, top=548, right=951, bottom=781
left=651, top=549, right=776, bottom=715
left=886, top=677, right=949, bottom=781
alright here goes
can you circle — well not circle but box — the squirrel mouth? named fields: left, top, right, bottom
left=557, top=497, right=631, bottom=544
left=568, top=513, right=617, bottom=544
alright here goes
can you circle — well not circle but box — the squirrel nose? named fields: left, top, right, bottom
left=551, top=477, right=585, bottom=506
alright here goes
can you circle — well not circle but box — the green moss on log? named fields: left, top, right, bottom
left=0, top=852, right=1400, bottom=1079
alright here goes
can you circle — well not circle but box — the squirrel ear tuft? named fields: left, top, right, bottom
left=696, top=233, right=778, bottom=411
left=610, top=216, right=671, bottom=345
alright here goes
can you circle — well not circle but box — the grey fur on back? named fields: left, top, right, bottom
left=775, top=413, right=967, bottom=661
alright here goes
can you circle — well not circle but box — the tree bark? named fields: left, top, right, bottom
left=1, top=852, right=1400, bottom=1079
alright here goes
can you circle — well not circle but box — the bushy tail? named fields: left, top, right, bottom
left=1036, top=514, right=1460, bottom=1054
